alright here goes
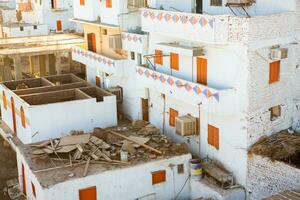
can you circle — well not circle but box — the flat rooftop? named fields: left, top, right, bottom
left=17, top=120, right=189, bottom=187
left=0, top=34, right=84, bottom=56
left=2, top=74, right=113, bottom=105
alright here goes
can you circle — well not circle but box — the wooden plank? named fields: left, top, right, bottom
left=106, top=130, right=162, bottom=155
left=83, top=157, right=91, bottom=177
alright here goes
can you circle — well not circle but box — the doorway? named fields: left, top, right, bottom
left=141, top=98, right=149, bottom=121
left=56, top=20, right=62, bottom=31
left=87, top=33, right=96, bottom=52
left=196, top=0, right=203, bottom=14
left=197, top=57, right=207, bottom=85
left=11, top=97, right=17, bottom=134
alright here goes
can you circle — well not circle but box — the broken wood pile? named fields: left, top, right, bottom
left=16, top=83, right=29, bottom=90
left=29, top=120, right=189, bottom=177
left=249, top=129, right=300, bottom=167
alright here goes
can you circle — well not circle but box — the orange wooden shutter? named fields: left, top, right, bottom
left=20, top=106, right=26, bottom=128
left=197, top=57, right=207, bottom=85
left=2, top=91, right=7, bottom=110
left=152, top=170, right=166, bottom=185
left=22, top=163, right=26, bottom=195
left=269, top=61, right=280, bottom=84
left=106, top=0, right=112, bottom=8
left=169, top=108, right=178, bottom=127
left=208, top=124, right=219, bottom=150
left=79, top=186, right=97, bottom=200
left=95, top=76, right=101, bottom=87
left=56, top=20, right=62, bottom=31
left=170, top=53, right=179, bottom=71
left=80, top=0, right=85, bottom=5
left=154, top=50, right=163, bottom=65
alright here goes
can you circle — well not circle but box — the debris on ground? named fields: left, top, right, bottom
left=16, top=83, right=29, bottom=90
left=3, top=178, right=25, bottom=200
left=248, top=129, right=300, bottom=167
left=28, top=120, right=188, bottom=177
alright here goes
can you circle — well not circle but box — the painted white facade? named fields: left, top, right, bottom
left=16, top=147, right=192, bottom=200
left=70, top=0, right=300, bottom=199
left=2, top=23, right=48, bottom=37
left=0, top=77, right=118, bottom=144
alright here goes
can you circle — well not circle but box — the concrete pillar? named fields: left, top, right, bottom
left=13, top=56, right=22, bottom=80
left=2, top=57, right=12, bottom=81
left=39, top=55, right=47, bottom=76
left=68, top=52, right=72, bottom=72
left=55, top=53, right=61, bottom=75
left=48, top=54, right=56, bottom=75
left=29, top=56, right=35, bottom=75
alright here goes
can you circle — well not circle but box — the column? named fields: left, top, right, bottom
left=2, top=57, right=12, bottom=81
left=13, top=56, right=22, bottom=80
left=38, top=55, right=46, bottom=76
left=48, top=54, right=56, bottom=75
left=55, top=52, right=61, bottom=75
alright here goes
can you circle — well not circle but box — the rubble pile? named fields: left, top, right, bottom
left=249, top=129, right=300, bottom=167
left=29, top=121, right=188, bottom=176
left=16, top=83, right=29, bottom=90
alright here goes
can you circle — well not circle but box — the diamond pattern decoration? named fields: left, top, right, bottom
left=189, top=16, right=198, bottom=25
left=157, top=13, right=163, bottom=21
left=199, top=17, right=208, bottom=27
left=145, top=70, right=151, bottom=78
left=176, top=80, right=183, bottom=88
left=159, top=75, right=166, bottom=83
left=180, top=16, right=188, bottom=24
left=172, top=15, right=179, bottom=23
left=151, top=72, right=158, bottom=80
left=138, top=68, right=144, bottom=75
left=150, top=12, right=156, bottom=19
left=143, top=11, right=149, bottom=18
left=164, top=13, right=171, bottom=21
left=193, top=85, right=201, bottom=94
left=185, top=83, right=192, bottom=91
left=167, top=77, right=174, bottom=86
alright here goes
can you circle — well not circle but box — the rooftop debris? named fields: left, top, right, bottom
left=27, top=120, right=188, bottom=178
left=3, top=178, right=26, bottom=200
left=248, top=129, right=300, bottom=167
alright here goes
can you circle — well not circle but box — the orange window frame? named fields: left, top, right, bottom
left=152, top=170, right=166, bottom=185
left=106, top=0, right=112, bottom=8
left=2, top=91, right=7, bottom=110
left=79, top=186, right=97, bottom=200
left=169, top=108, right=178, bottom=127
left=208, top=124, right=219, bottom=150
left=20, top=106, right=26, bottom=128
left=154, top=50, right=163, bottom=65
left=269, top=60, right=280, bottom=84
left=170, top=53, right=179, bottom=71
left=80, top=0, right=85, bottom=5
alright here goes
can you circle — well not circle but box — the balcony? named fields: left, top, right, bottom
left=141, top=8, right=229, bottom=44
left=136, top=65, right=236, bottom=115
left=72, top=45, right=124, bottom=75
left=121, top=32, right=148, bottom=54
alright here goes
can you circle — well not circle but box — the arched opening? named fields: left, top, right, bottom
left=11, top=97, right=17, bottom=133
left=20, top=106, right=26, bottom=128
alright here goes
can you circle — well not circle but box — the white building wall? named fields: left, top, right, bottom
left=247, top=155, right=300, bottom=200
left=28, top=96, right=117, bottom=143
left=2, top=24, right=48, bottom=37
left=16, top=150, right=192, bottom=200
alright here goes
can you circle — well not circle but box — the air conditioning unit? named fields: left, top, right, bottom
left=270, top=48, right=288, bottom=60
left=109, top=34, right=122, bottom=50
left=107, top=86, right=123, bottom=103
left=128, top=0, right=146, bottom=9
left=226, top=0, right=254, bottom=6
left=175, top=115, right=197, bottom=136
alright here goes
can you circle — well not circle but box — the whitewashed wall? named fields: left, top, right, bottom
left=2, top=24, right=48, bottom=37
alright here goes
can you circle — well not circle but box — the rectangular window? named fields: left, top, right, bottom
left=79, top=186, right=97, bottom=200
left=103, top=29, right=107, bottom=35
left=170, top=53, right=179, bottom=71
left=80, top=0, right=85, bottom=5
left=137, top=53, right=142, bottom=65
left=152, top=170, right=166, bottom=185
left=130, top=52, right=135, bottom=60
left=106, top=0, right=112, bottom=8
left=269, top=105, right=281, bottom=121
left=33, top=25, right=37, bottom=29
left=169, top=108, right=178, bottom=127
left=154, top=50, right=163, bottom=65
left=20, top=26, right=24, bottom=31
left=31, top=182, right=36, bottom=197
left=211, top=0, right=222, bottom=6
left=269, top=61, right=280, bottom=84
left=208, top=124, right=219, bottom=150
left=177, top=164, right=184, bottom=174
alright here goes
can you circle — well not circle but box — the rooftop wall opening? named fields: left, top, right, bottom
left=79, top=87, right=113, bottom=102
left=3, top=78, right=53, bottom=90
left=45, top=74, right=84, bottom=86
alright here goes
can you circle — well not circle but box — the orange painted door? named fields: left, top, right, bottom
left=56, top=20, right=62, bottom=31
left=22, top=163, right=26, bottom=195
left=11, top=97, right=17, bottom=134
left=197, top=57, right=207, bottom=85
left=87, top=33, right=96, bottom=52
left=141, top=98, right=149, bottom=121
left=79, top=186, right=97, bottom=200
left=95, top=76, right=101, bottom=87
